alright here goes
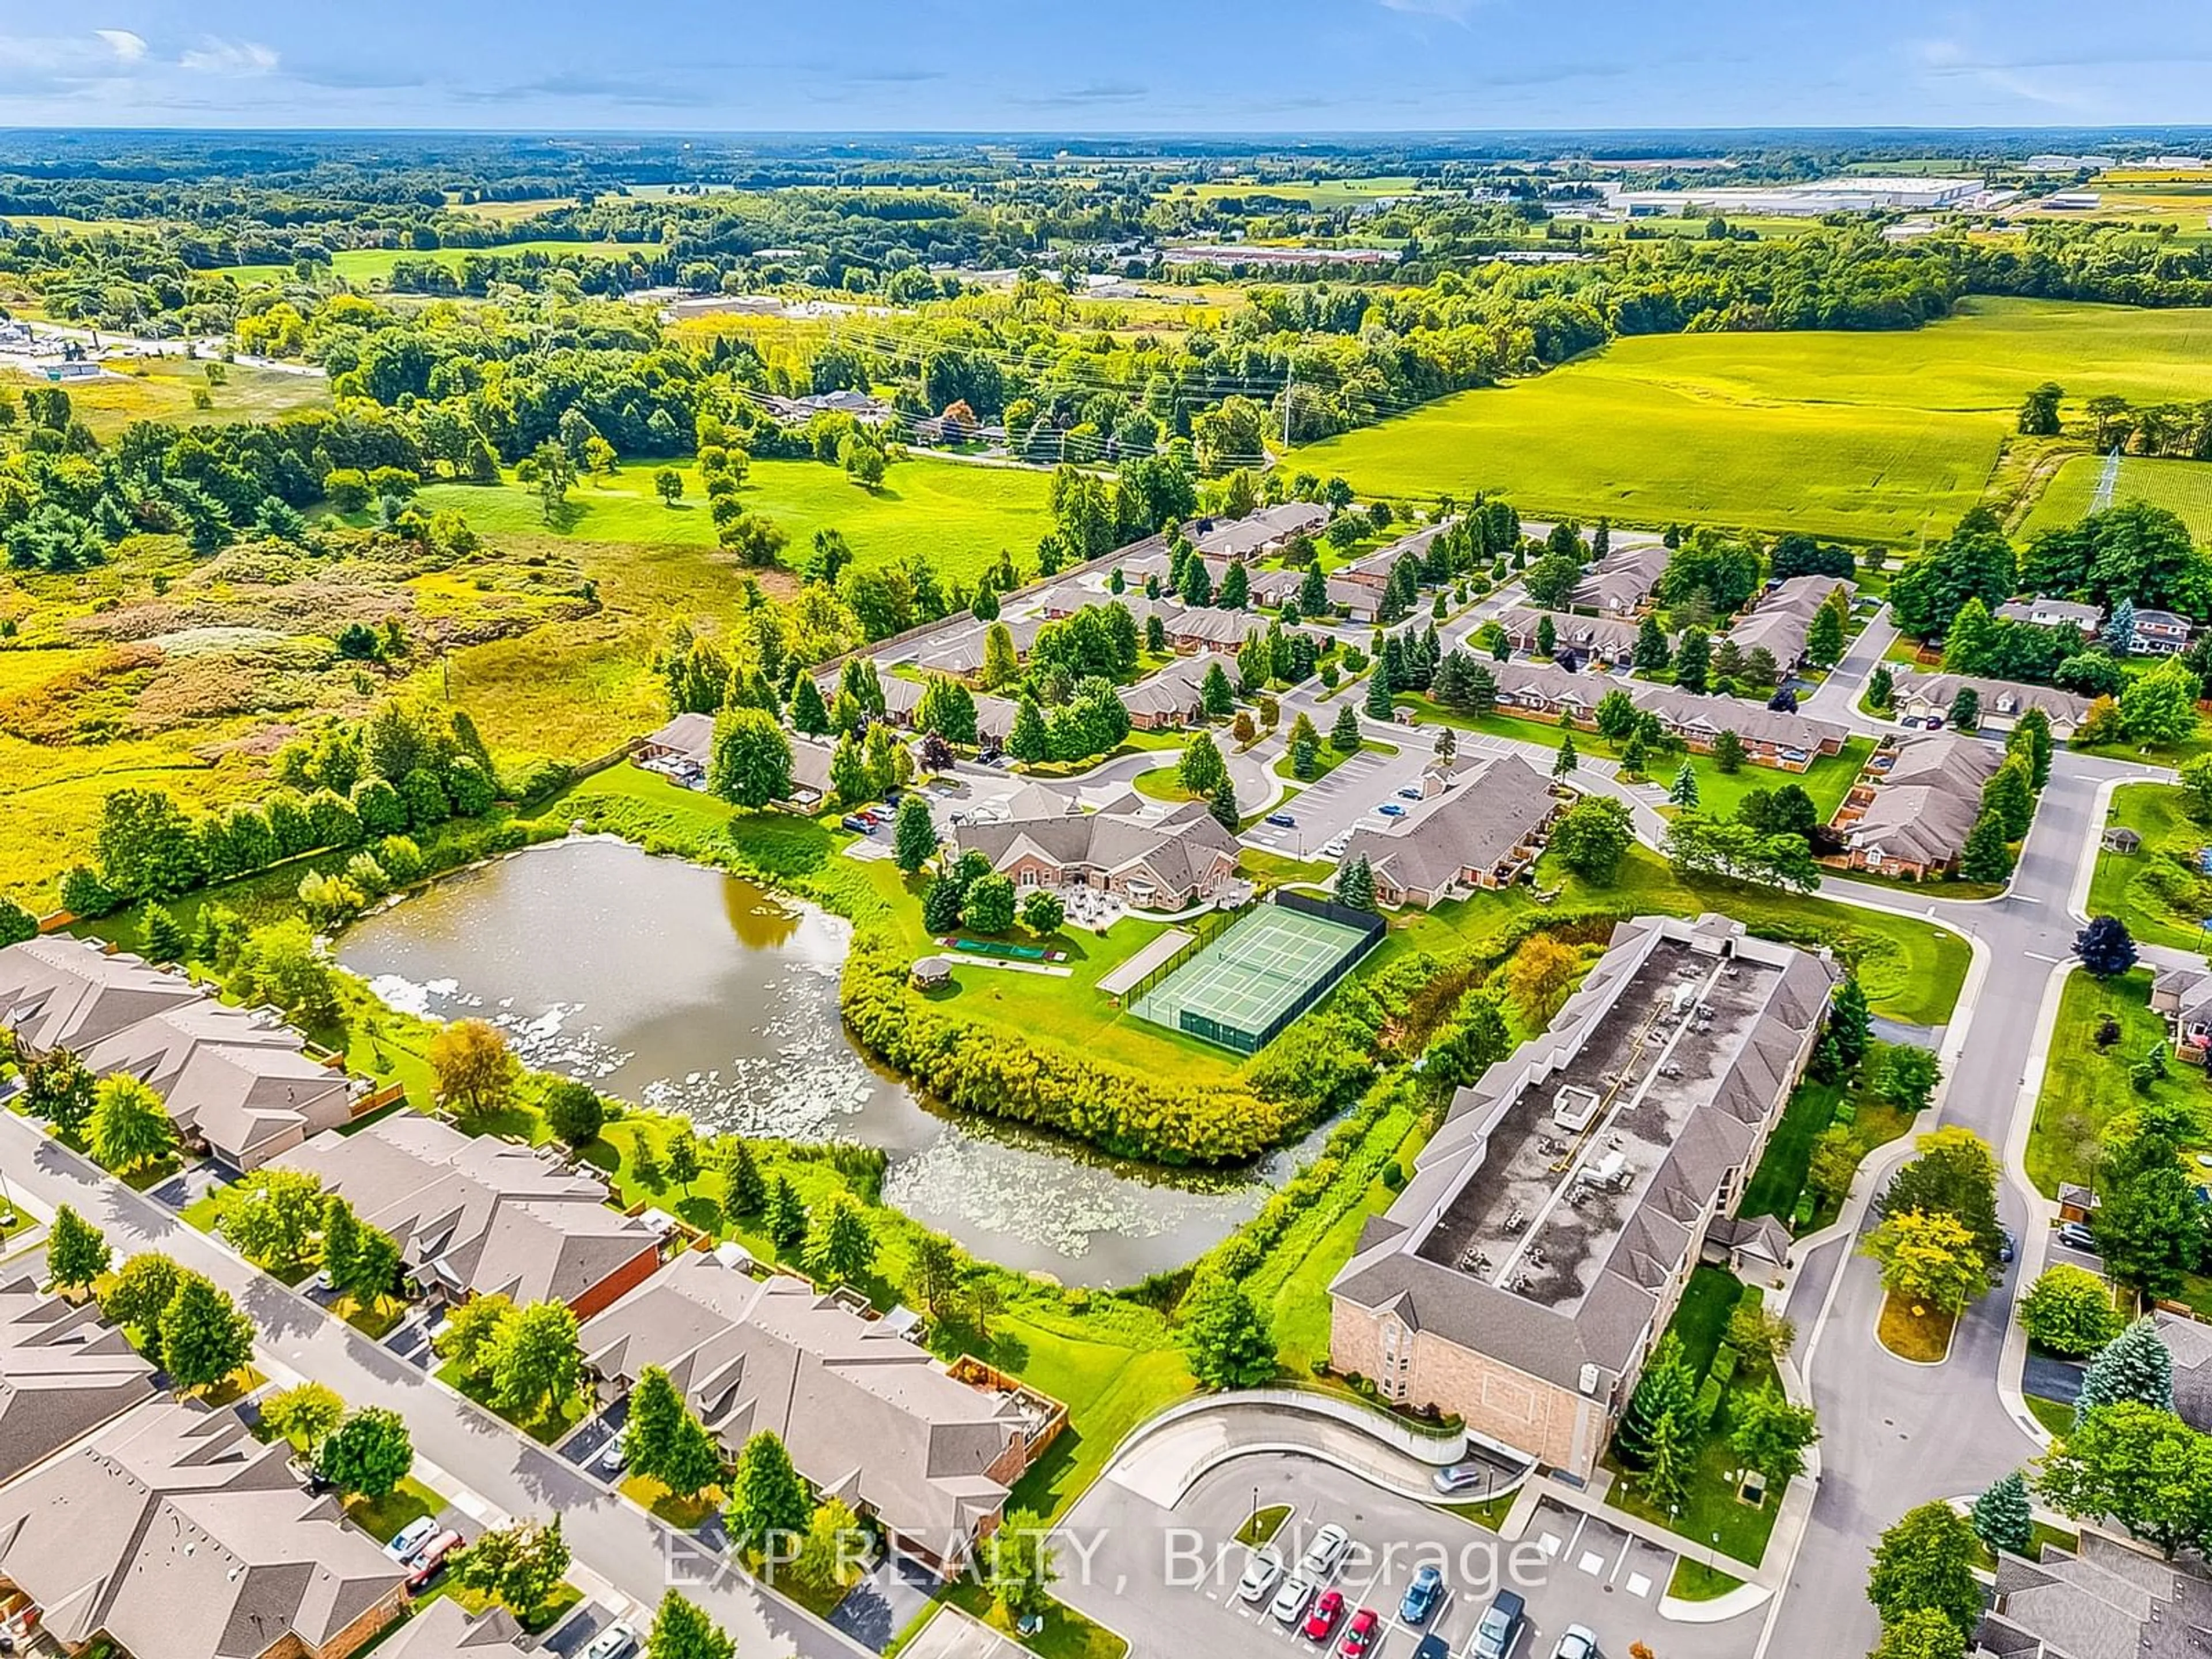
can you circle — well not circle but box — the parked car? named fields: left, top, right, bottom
left=1339, top=1607, right=1380, bottom=1657
left=1412, top=1638, right=1451, bottom=1659
left=1396, top=786, right=1423, bottom=800
left=1237, top=1546, right=1285, bottom=1604
left=1926, top=715, right=1946, bottom=730
left=1552, top=1626, right=1599, bottom=1659
left=1266, top=812, right=1298, bottom=830
left=1471, top=1590, right=1526, bottom=1659
left=1431, top=1460, right=1495, bottom=1496
left=596, top=1434, right=627, bottom=1474
left=839, top=814, right=874, bottom=834
left=1999, top=1228, right=2017, bottom=1263
left=2058, top=1221, right=2099, bottom=1254
left=1399, top=1565, right=1444, bottom=1624
left=584, top=1623, right=639, bottom=1659
left=383, top=1517, right=440, bottom=1563
left=404, top=1529, right=464, bottom=1592
left=1300, top=1522, right=1351, bottom=1577
left=1377, top=802, right=1406, bottom=818
left=1271, top=1574, right=1317, bottom=1624
left=1302, top=1589, right=1345, bottom=1643
left=1321, top=836, right=1349, bottom=858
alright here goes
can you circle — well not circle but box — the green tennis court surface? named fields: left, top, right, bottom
left=1132, top=903, right=1374, bottom=1053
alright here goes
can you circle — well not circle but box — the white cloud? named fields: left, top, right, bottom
left=95, top=28, right=146, bottom=62
left=180, top=37, right=278, bottom=75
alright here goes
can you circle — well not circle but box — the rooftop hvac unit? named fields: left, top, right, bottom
left=1553, top=1085, right=1603, bottom=1134
left=1580, top=1363, right=1603, bottom=1396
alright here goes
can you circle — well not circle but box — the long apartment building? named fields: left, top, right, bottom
left=1330, top=914, right=1835, bottom=1479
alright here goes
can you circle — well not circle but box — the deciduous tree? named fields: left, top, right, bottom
left=88, top=1074, right=175, bottom=1175
left=45, top=1204, right=109, bottom=1297
left=315, top=1408, right=413, bottom=1499
left=1181, top=1274, right=1276, bottom=1389
left=428, top=1019, right=520, bottom=1123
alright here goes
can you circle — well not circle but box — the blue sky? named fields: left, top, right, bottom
left=0, top=1, right=2207, bottom=131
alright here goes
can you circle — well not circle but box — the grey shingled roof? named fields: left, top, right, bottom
left=581, top=1251, right=1024, bottom=1546
left=1982, top=1534, right=2212, bottom=1659
left=1331, top=915, right=1833, bottom=1397
left=0, top=1275, right=157, bottom=1485
left=374, top=1600, right=526, bottom=1657
left=1889, top=668, right=2092, bottom=728
left=952, top=797, right=1238, bottom=900
left=276, top=1115, right=658, bottom=1310
left=1569, top=543, right=1670, bottom=611
left=1193, top=502, right=1329, bottom=560
left=1339, top=755, right=1556, bottom=897
left=0, top=935, right=204, bottom=1055
left=0, top=1401, right=406, bottom=1659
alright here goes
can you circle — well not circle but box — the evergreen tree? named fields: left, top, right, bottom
left=2076, top=1317, right=2176, bottom=1419
left=1208, top=781, right=1239, bottom=833
left=1552, top=733, right=1578, bottom=780
left=2075, top=915, right=2138, bottom=978
left=1971, top=1471, right=2034, bottom=1558
left=789, top=676, right=830, bottom=737
left=891, top=795, right=939, bottom=873
left=141, top=904, right=186, bottom=964
left=1639, top=1407, right=1695, bottom=1514
left=624, top=1365, right=688, bottom=1483
left=1633, top=615, right=1672, bottom=673
left=1948, top=686, right=1980, bottom=732
left=726, top=1431, right=812, bottom=1554
left=1218, top=561, right=1249, bottom=609
left=1869, top=664, right=1896, bottom=710
left=1200, top=662, right=1236, bottom=718
left=922, top=875, right=964, bottom=933
left=1712, top=728, right=1747, bottom=773
left=1613, top=1333, right=1695, bottom=1467
left=1805, top=599, right=1846, bottom=667
left=1336, top=854, right=1377, bottom=912
left=1330, top=701, right=1362, bottom=753
left=1008, top=697, right=1051, bottom=763
left=1980, top=756, right=2035, bottom=841
left=1959, top=811, right=2015, bottom=883
left=2010, top=706, right=2055, bottom=789
left=766, top=1177, right=808, bottom=1252
left=1666, top=760, right=1700, bottom=808
left=720, top=1139, right=767, bottom=1217
left=804, top=1192, right=877, bottom=1286
left=1829, top=977, right=1873, bottom=1074
left=1675, top=627, right=1712, bottom=694
left=1364, top=664, right=1394, bottom=718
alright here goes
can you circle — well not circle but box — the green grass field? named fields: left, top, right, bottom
left=1298, top=298, right=2212, bottom=544
left=2018, top=452, right=2212, bottom=541
left=416, top=455, right=1052, bottom=587
left=219, top=240, right=664, bottom=286
left=2026, top=967, right=2211, bottom=1194
left=2086, top=783, right=2212, bottom=951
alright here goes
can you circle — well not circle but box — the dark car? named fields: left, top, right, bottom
left=1412, top=1638, right=1452, bottom=1659
left=839, top=814, right=874, bottom=834
left=1472, top=1590, right=1526, bottom=1659
left=2058, top=1221, right=2099, bottom=1254
left=1399, top=1565, right=1444, bottom=1625
left=1266, top=812, right=1297, bottom=829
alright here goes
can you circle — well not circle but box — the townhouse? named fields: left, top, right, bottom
left=275, top=1115, right=665, bottom=1319
left=1833, top=730, right=2003, bottom=880
left=949, top=796, right=1240, bottom=912
left=1338, top=755, right=1563, bottom=908
left=581, top=1248, right=1063, bottom=1571
left=0, top=937, right=365, bottom=1172
left=1887, top=669, right=2092, bottom=738
left=1724, top=575, right=1857, bottom=671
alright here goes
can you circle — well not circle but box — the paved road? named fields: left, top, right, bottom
left=1060, top=1452, right=1724, bottom=1659
left=0, top=1113, right=869, bottom=1659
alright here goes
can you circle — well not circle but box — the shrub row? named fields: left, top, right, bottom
left=839, top=927, right=1300, bottom=1166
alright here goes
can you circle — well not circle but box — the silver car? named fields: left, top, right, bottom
left=1237, top=1545, right=1285, bottom=1604
left=1271, top=1573, right=1316, bottom=1624
left=1300, top=1522, right=1350, bottom=1577
left=1552, top=1625, right=1599, bottom=1659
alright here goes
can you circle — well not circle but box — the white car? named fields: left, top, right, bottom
left=1237, top=1544, right=1285, bottom=1603
left=1271, top=1573, right=1316, bottom=1624
left=1300, top=1523, right=1351, bottom=1577
left=584, top=1622, right=638, bottom=1659
left=596, top=1434, right=627, bottom=1474
left=1321, top=835, right=1349, bottom=858
left=1552, top=1625, right=1599, bottom=1659
left=382, top=1516, right=439, bottom=1563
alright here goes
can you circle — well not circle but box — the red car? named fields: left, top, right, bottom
left=1303, top=1589, right=1345, bottom=1643
left=1339, top=1608, right=1380, bottom=1657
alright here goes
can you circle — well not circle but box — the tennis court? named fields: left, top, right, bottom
left=1131, top=898, right=1381, bottom=1054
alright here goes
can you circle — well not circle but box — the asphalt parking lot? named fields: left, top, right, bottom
left=1059, top=1455, right=1732, bottom=1659
left=1242, top=744, right=1433, bottom=860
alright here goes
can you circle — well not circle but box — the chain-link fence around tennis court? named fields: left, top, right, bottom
left=1130, top=892, right=1382, bottom=1055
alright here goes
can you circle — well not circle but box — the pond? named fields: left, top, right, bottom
left=337, top=835, right=1314, bottom=1285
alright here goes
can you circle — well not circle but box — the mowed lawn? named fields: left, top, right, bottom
left=2018, top=452, right=2212, bottom=542
left=0, top=361, right=329, bottom=438
left=416, top=455, right=1054, bottom=587
left=1298, top=298, right=2212, bottom=543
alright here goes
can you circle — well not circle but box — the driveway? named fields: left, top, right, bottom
left=560, top=1396, right=630, bottom=1473
left=828, top=1555, right=937, bottom=1653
